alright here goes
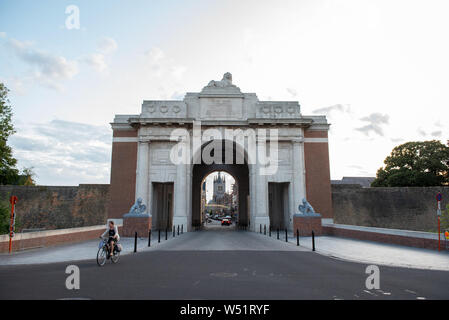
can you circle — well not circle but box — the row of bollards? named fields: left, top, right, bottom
left=258, top=224, right=315, bottom=251
left=133, top=224, right=185, bottom=253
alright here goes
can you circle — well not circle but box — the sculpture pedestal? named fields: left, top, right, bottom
left=122, top=213, right=152, bottom=237
left=293, top=213, right=322, bottom=237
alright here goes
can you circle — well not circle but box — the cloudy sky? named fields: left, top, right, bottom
left=0, top=0, right=448, bottom=185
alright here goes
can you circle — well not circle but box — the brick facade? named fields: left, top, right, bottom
left=107, top=129, right=138, bottom=219
left=293, top=215, right=323, bottom=237
left=122, top=215, right=152, bottom=237
left=304, top=129, right=333, bottom=219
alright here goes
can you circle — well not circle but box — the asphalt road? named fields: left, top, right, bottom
left=0, top=229, right=448, bottom=300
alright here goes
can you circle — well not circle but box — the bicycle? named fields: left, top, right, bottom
left=97, top=237, right=121, bottom=266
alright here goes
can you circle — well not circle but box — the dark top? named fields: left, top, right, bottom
left=108, top=228, right=116, bottom=238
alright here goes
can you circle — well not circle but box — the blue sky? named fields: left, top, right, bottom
left=0, top=0, right=448, bottom=185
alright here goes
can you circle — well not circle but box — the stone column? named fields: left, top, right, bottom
left=135, top=139, right=150, bottom=208
left=291, top=137, right=306, bottom=228
left=254, top=137, right=270, bottom=232
left=174, top=140, right=188, bottom=231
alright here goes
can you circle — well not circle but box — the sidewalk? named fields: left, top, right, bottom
left=0, top=231, right=177, bottom=266
left=1, top=231, right=448, bottom=271
left=284, top=234, right=449, bottom=271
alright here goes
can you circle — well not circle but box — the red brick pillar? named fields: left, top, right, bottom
left=293, top=213, right=322, bottom=237
left=122, top=213, right=152, bottom=237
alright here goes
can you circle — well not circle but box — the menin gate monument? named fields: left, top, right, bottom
left=107, top=73, right=333, bottom=235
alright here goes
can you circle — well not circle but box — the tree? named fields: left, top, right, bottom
left=442, top=204, right=449, bottom=231
left=371, top=141, right=449, bottom=187
left=0, top=83, right=19, bottom=185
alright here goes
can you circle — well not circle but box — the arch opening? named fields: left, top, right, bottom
left=191, top=140, right=250, bottom=229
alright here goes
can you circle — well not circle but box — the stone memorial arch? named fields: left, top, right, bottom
left=107, top=73, right=333, bottom=234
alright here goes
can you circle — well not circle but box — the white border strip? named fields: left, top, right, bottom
left=304, top=138, right=328, bottom=143
left=113, top=137, right=139, bottom=143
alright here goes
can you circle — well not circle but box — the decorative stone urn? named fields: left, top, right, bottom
left=122, top=198, right=152, bottom=237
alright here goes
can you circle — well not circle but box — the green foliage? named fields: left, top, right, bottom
left=0, top=83, right=19, bottom=185
left=372, top=141, right=449, bottom=187
left=0, top=198, right=9, bottom=235
left=0, top=83, right=37, bottom=185
left=441, top=204, right=449, bottom=231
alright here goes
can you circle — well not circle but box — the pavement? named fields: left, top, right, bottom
left=1, top=221, right=447, bottom=271
left=285, top=235, right=449, bottom=272
left=0, top=222, right=448, bottom=299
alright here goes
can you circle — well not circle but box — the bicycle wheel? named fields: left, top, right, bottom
left=111, top=250, right=120, bottom=264
left=97, top=246, right=107, bottom=266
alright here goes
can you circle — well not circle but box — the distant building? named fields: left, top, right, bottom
left=212, top=172, right=226, bottom=204
left=331, top=176, right=375, bottom=188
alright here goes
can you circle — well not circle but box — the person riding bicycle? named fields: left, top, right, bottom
left=101, top=221, right=120, bottom=257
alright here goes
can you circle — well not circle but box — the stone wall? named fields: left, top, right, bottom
left=0, top=184, right=110, bottom=232
left=332, top=184, right=449, bottom=232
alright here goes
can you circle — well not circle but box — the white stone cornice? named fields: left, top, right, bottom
left=304, top=138, right=328, bottom=143
left=112, top=137, right=139, bottom=143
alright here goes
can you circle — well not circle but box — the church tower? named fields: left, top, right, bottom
left=213, top=172, right=226, bottom=204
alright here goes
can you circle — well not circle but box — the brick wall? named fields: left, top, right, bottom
left=0, top=184, right=110, bottom=232
left=0, top=225, right=123, bottom=253
left=323, top=224, right=443, bottom=250
left=332, top=184, right=449, bottom=232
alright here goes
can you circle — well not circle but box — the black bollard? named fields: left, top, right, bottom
left=158, top=229, right=161, bottom=243
left=285, top=229, right=288, bottom=242
left=269, top=226, right=271, bottom=237
left=312, top=230, right=315, bottom=251
left=296, top=229, right=299, bottom=246
left=148, top=230, right=151, bottom=247
left=264, top=225, right=266, bottom=235
left=277, top=228, right=279, bottom=240
left=165, top=228, right=168, bottom=240
left=134, top=231, right=137, bottom=253
left=177, top=225, right=180, bottom=236
left=181, top=225, right=183, bottom=234
left=173, top=226, right=175, bottom=237
left=260, top=224, right=262, bottom=234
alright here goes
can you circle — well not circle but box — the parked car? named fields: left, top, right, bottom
left=221, top=218, right=231, bottom=226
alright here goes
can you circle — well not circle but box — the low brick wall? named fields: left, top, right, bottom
left=0, top=224, right=123, bottom=253
left=323, top=223, right=444, bottom=250
left=293, top=215, right=322, bottom=237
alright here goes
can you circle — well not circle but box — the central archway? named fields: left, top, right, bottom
left=191, top=140, right=250, bottom=228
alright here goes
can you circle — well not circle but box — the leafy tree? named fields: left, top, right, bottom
left=0, top=83, right=36, bottom=185
left=0, top=198, right=9, bottom=234
left=371, top=141, right=449, bottom=187
left=441, top=204, right=449, bottom=231
left=0, top=83, right=19, bottom=185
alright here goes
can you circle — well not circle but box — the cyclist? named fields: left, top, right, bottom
left=101, top=220, right=120, bottom=257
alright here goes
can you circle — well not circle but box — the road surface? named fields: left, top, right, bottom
left=0, top=228, right=448, bottom=300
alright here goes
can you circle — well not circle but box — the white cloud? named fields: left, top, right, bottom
left=6, top=38, right=78, bottom=90
left=356, top=113, right=389, bottom=137
left=9, top=120, right=111, bottom=186
left=97, top=37, right=117, bottom=54
left=80, top=37, right=117, bottom=72
left=81, top=53, right=107, bottom=72
left=0, top=32, right=6, bottom=38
